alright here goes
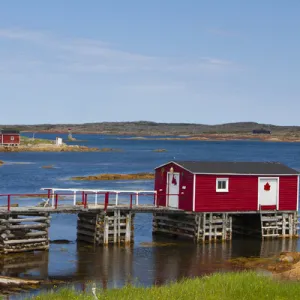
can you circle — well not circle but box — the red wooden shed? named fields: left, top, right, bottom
left=154, top=161, right=299, bottom=212
left=0, top=129, right=20, bottom=146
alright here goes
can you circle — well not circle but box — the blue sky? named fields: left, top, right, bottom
left=0, top=1, right=299, bottom=125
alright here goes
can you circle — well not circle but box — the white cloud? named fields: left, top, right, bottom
left=0, top=28, right=235, bottom=75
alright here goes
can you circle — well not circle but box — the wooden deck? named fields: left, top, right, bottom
left=0, top=204, right=184, bottom=215
left=0, top=188, right=297, bottom=253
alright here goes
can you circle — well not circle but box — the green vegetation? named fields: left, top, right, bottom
left=31, top=271, right=300, bottom=300
left=21, top=136, right=54, bottom=145
left=71, top=172, right=154, bottom=181
left=3, top=121, right=300, bottom=136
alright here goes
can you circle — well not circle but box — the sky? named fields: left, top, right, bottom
left=0, top=1, right=299, bottom=125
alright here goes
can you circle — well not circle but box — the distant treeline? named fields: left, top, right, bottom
left=0, top=121, right=299, bottom=136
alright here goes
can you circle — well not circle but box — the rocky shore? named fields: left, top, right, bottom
left=0, top=144, right=100, bottom=152
left=229, top=251, right=300, bottom=280
left=71, top=173, right=154, bottom=181
left=124, top=133, right=300, bottom=143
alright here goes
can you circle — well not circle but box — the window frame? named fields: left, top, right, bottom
left=216, top=178, right=229, bottom=192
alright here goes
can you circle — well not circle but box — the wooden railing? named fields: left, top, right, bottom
left=0, top=189, right=179, bottom=211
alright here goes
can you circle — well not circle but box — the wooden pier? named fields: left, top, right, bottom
left=0, top=187, right=297, bottom=254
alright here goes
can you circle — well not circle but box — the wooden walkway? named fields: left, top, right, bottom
left=0, top=187, right=184, bottom=215
left=0, top=204, right=183, bottom=215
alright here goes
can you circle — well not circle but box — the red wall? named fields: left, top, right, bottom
left=279, top=176, right=298, bottom=210
left=155, top=162, right=194, bottom=211
left=195, top=175, right=298, bottom=212
left=154, top=164, right=298, bottom=212
left=195, top=175, right=258, bottom=212
left=0, top=134, right=20, bottom=145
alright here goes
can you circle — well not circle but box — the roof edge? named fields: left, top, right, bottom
left=154, top=161, right=194, bottom=174
left=154, top=161, right=299, bottom=175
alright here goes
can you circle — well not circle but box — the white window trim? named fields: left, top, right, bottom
left=216, top=178, right=229, bottom=192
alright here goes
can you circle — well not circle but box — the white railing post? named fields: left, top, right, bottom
left=52, top=190, right=55, bottom=208
left=115, top=193, right=119, bottom=206
left=73, top=191, right=76, bottom=206
left=136, top=192, right=139, bottom=206
left=95, top=192, right=98, bottom=206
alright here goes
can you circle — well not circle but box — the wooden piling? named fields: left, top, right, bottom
left=260, top=212, right=298, bottom=239
left=0, top=213, right=50, bottom=254
left=77, top=210, right=134, bottom=246
left=152, top=212, right=232, bottom=243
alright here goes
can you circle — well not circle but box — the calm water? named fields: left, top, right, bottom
left=1, top=133, right=300, bottom=299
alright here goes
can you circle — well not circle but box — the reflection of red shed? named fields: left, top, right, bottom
left=0, top=129, right=20, bottom=146
left=154, top=161, right=299, bottom=212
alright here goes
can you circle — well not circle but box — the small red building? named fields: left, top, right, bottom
left=0, top=129, right=20, bottom=146
left=155, top=161, right=299, bottom=212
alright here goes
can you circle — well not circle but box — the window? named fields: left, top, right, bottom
left=10, top=136, right=14, bottom=141
left=216, top=178, right=229, bottom=192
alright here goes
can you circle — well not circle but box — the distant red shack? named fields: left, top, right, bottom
left=154, top=161, right=299, bottom=212
left=0, top=129, right=20, bottom=146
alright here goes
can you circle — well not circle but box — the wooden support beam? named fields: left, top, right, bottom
left=77, top=229, right=95, bottom=238
left=8, top=224, right=48, bottom=230
left=4, top=238, right=48, bottom=245
left=125, top=212, right=131, bottom=244
left=0, top=217, right=51, bottom=223
left=4, top=245, right=49, bottom=254
left=104, top=216, right=109, bottom=245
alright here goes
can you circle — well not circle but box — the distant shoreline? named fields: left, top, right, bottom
left=21, top=131, right=300, bottom=143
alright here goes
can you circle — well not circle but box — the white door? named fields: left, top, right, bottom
left=258, top=178, right=278, bottom=207
left=167, top=172, right=180, bottom=208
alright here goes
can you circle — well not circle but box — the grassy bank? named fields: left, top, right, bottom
left=31, top=272, right=300, bottom=300
left=21, top=136, right=54, bottom=145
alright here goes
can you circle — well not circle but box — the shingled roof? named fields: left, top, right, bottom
left=0, top=129, right=20, bottom=134
left=163, top=161, right=299, bottom=175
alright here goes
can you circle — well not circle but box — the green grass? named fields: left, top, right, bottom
left=20, top=136, right=54, bottom=145
left=31, top=271, right=300, bottom=300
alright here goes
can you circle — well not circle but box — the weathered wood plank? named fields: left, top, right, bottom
left=8, top=224, right=48, bottom=230
left=1, top=230, right=48, bottom=239
left=77, top=229, right=95, bottom=238
left=0, top=276, right=41, bottom=286
left=77, top=235, right=95, bottom=243
left=4, top=238, right=48, bottom=245
left=77, top=223, right=96, bottom=231
left=4, top=245, right=49, bottom=253
left=0, top=217, right=50, bottom=223
left=153, top=216, right=196, bottom=226
left=153, top=222, right=195, bottom=232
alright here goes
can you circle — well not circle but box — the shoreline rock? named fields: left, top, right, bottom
left=71, top=172, right=154, bottom=181
left=121, top=134, right=300, bottom=143
left=0, top=145, right=100, bottom=152
left=228, top=251, right=300, bottom=280
left=153, top=149, right=167, bottom=152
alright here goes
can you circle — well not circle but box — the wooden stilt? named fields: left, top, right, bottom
left=125, top=212, right=131, bottom=244
left=77, top=210, right=134, bottom=246
left=0, top=213, right=50, bottom=254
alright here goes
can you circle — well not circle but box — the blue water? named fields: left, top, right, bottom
left=1, top=134, right=300, bottom=298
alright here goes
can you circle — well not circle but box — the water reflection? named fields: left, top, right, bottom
left=5, top=237, right=300, bottom=299
left=0, top=251, right=49, bottom=279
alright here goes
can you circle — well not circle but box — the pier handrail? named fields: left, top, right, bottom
left=0, top=190, right=180, bottom=211
left=41, top=187, right=158, bottom=207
